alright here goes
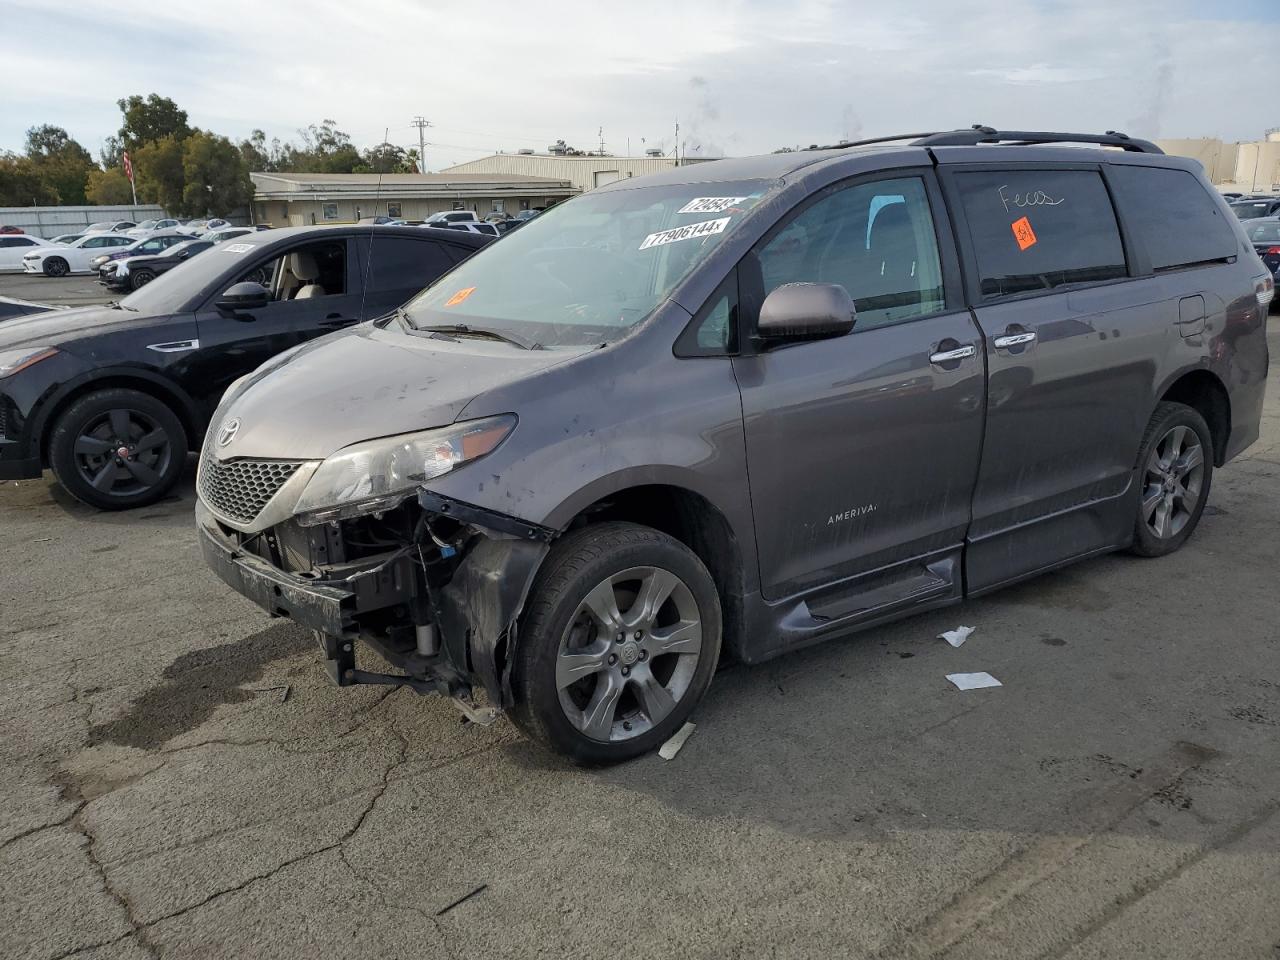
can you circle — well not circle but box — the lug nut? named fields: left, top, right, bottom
left=616, top=632, right=624, bottom=642
left=608, top=654, right=617, bottom=665
left=623, top=721, right=632, bottom=731
left=621, top=666, right=630, bottom=677
left=639, top=650, right=648, bottom=661
left=634, top=631, right=643, bottom=640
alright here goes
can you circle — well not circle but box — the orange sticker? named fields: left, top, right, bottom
left=445, top=286, right=476, bottom=306
left=1011, top=216, right=1037, bottom=251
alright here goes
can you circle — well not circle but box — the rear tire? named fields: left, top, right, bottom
left=1128, top=401, right=1213, bottom=558
left=49, top=388, right=188, bottom=511
left=510, top=522, right=722, bottom=764
left=43, top=257, right=69, bottom=278
left=130, top=268, right=156, bottom=290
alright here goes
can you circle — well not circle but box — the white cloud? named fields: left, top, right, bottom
left=0, top=0, right=1275, bottom=164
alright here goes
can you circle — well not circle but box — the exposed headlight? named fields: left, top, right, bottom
left=0, top=346, right=58, bottom=378
left=91, top=255, right=109, bottom=266
left=292, top=415, right=516, bottom=526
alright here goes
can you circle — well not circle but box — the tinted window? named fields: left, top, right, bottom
left=83, top=236, right=112, bottom=248
left=1109, top=166, right=1238, bottom=271
left=0, top=238, right=15, bottom=248
left=754, top=176, right=945, bottom=330
left=1230, top=202, right=1272, bottom=220
left=357, top=237, right=455, bottom=294
left=255, top=241, right=347, bottom=300
left=108, top=237, right=134, bottom=247
left=956, top=170, right=1126, bottom=299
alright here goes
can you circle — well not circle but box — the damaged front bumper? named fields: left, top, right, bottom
left=196, top=491, right=555, bottom=710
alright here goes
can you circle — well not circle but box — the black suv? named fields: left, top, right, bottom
left=0, top=225, right=489, bottom=509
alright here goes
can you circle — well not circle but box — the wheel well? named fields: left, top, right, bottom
left=1160, top=371, right=1230, bottom=466
left=570, top=485, right=746, bottom=658
left=39, top=376, right=199, bottom=462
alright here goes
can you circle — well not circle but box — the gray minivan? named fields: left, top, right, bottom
left=197, top=128, right=1272, bottom=762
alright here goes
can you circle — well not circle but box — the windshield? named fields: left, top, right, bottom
left=135, top=220, right=157, bottom=230
left=402, top=179, right=771, bottom=347
left=120, top=236, right=265, bottom=313
left=1231, top=202, right=1271, bottom=219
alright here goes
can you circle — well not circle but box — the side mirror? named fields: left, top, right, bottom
left=216, top=281, right=269, bottom=317
left=757, top=282, right=856, bottom=342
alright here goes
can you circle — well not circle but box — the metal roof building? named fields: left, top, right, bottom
left=438, top=152, right=711, bottom=194
left=250, top=171, right=578, bottom=226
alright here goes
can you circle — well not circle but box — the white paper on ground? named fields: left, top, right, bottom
left=946, top=672, right=1002, bottom=691
left=938, top=625, right=976, bottom=648
left=659, top=722, right=696, bottom=760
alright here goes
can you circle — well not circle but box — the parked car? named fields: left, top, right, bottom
left=0, top=235, right=57, bottom=272
left=424, top=211, right=480, bottom=225
left=192, top=128, right=1271, bottom=763
left=436, top=221, right=500, bottom=237
left=88, top=232, right=190, bottom=272
left=0, top=296, right=57, bottom=322
left=20, top=233, right=137, bottom=276
left=50, top=234, right=83, bottom=245
left=83, top=221, right=137, bottom=234
left=204, top=228, right=255, bottom=245
left=0, top=226, right=489, bottom=509
left=99, top=238, right=214, bottom=291
left=1229, top=198, right=1280, bottom=220
left=1245, top=217, right=1280, bottom=292
left=178, top=218, right=231, bottom=237
left=0, top=225, right=25, bottom=235
left=358, top=216, right=406, bottom=226
left=127, top=218, right=183, bottom=238
left=512, top=209, right=542, bottom=221
left=495, top=219, right=525, bottom=235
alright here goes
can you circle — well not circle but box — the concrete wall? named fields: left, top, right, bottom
left=439, top=154, right=683, bottom=193
left=0, top=204, right=165, bottom=238
left=1233, top=142, right=1280, bottom=192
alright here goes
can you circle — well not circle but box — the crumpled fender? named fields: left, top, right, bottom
left=419, top=490, right=555, bottom=708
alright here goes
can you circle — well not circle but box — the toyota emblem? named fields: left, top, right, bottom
left=216, top=418, right=241, bottom=447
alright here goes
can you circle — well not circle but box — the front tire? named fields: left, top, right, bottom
left=130, top=268, right=156, bottom=290
left=510, top=522, right=722, bottom=764
left=1129, top=401, right=1213, bottom=557
left=49, top=388, right=188, bottom=511
left=43, top=257, right=69, bottom=277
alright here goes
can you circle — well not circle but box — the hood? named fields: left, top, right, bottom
left=214, top=323, right=581, bottom=461
left=0, top=304, right=146, bottom=345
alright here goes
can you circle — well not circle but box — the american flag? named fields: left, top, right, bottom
left=122, top=151, right=134, bottom=182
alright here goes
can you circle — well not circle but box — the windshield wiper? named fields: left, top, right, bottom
left=417, top=323, right=541, bottom=350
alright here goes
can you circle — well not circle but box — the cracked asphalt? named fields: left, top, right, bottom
left=2, top=308, right=1279, bottom=959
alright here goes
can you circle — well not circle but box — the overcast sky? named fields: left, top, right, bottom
left=2, top=0, right=1277, bottom=168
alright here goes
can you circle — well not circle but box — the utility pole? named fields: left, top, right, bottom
left=598, top=126, right=605, bottom=155
left=411, top=116, right=432, bottom=173
left=673, top=120, right=680, bottom=166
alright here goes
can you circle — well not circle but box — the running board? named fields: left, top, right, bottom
left=805, top=556, right=958, bottom=625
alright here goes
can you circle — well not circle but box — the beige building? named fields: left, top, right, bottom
left=250, top=172, right=578, bottom=226
left=439, top=151, right=711, bottom=194
left=1156, top=132, right=1280, bottom=192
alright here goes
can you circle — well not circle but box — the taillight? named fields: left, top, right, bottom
left=1256, top=273, right=1275, bottom=306
left=1266, top=246, right=1280, bottom=256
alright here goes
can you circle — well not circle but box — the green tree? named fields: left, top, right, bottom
left=280, top=120, right=361, bottom=173
left=355, top=142, right=417, bottom=174
left=117, top=94, right=191, bottom=150
left=85, top=168, right=134, bottom=205
left=100, top=135, right=124, bottom=170
left=133, top=135, right=186, bottom=211
left=238, top=129, right=278, bottom=173
left=24, top=125, right=95, bottom=205
left=0, top=152, right=60, bottom=205
left=182, top=131, right=252, bottom=216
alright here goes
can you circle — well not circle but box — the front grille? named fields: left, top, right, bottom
left=199, top=455, right=303, bottom=525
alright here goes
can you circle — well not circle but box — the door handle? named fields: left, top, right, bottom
left=929, top=345, right=976, bottom=364
left=993, top=332, right=1036, bottom=349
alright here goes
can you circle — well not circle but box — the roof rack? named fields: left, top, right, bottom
left=911, top=125, right=1163, bottom=154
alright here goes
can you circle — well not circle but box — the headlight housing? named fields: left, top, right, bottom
left=0, top=346, right=58, bottom=378
left=293, top=415, right=516, bottom=526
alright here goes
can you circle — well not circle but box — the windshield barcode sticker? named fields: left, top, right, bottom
left=677, top=197, right=747, bottom=214
left=639, top=217, right=730, bottom=250
left=222, top=243, right=255, bottom=253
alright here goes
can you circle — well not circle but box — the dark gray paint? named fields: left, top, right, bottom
left=207, top=142, right=1270, bottom=666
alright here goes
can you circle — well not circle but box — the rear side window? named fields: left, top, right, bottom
left=1109, top=166, right=1238, bottom=271
left=357, top=237, right=455, bottom=293
left=955, top=170, right=1126, bottom=299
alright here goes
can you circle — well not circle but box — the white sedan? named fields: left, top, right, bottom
left=126, top=218, right=182, bottom=237
left=0, top=234, right=57, bottom=272
left=20, top=233, right=137, bottom=276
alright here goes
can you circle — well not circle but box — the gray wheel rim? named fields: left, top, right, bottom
left=556, top=565, right=702, bottom=743
left=1142, top=424, right=1204, bottom=540
left=47, top=259, right=67, bottom=276
left=72, top=408, right=171, bottom=498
